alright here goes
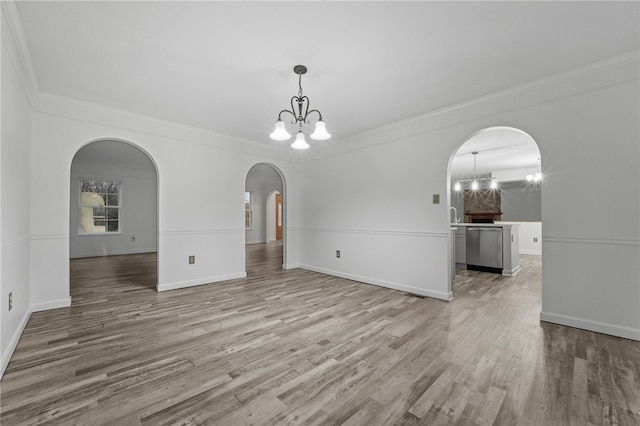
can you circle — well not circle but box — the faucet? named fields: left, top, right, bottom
left=450, top=206, right=459, bottom=223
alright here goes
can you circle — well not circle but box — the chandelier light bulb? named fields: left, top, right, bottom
left=454, top=181, right=462, bottom=192
left=525, top=173, right=534, bottom=182
left=269, top=119, right=291, bottom=141
left=471, top=180, right=479, bottom=191
left=490, top=178, right=498, bottom=189
left=310, top=119, right=331, bottom=140
left=291, top=131, right=310, bottom=150
left=534, top=172, right=542, bottom=182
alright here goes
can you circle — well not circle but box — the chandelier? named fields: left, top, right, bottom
left=269, top=65, right=331, bottom=150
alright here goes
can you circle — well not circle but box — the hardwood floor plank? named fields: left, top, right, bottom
left=1, top=244, right=639, bottom=425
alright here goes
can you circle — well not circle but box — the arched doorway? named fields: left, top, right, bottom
left=447, top=127, right=543, bottom=296
left=69, top=139, right=159, bottom=293
left=245, top=163, right=285, bottom=274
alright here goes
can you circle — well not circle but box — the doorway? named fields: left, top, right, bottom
left=245, top=163, right=285, bottom=274
left=447, top=127, right=543, bottom=295
left=69, top=139, right=159, bottom=294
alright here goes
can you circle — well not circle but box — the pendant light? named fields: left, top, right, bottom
left=270, top=65, right=331, bottom=150
left=471, top=151, right=479, bottom=190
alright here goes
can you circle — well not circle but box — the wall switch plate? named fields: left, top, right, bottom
left=189, top=255, right=195, bottom=264
left=432, top=194, right=440, bottom=204
left=8, top=292, right=12, bottom=311
left=336, top=250, right=341, bottom=258
left=533, top=237, right=538, bottom=242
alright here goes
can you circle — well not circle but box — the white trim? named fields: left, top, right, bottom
left=543, top=235, right=639, bottom=247
left=306, top=51, right=640, bottom=159
left=156, top=272, right=247, bottom=292
left=30, top=234, right=67, bottom=241
left=70, top=249, right=156, bottom=259
left=32, top=298, right=72, bottom=312
left=298, top=264, right=453, bottom=302
left=295, top=227, right=448, bottom=238
left=1, top=308, right=32, bottom=378
left=502, top=264, right=522, bottom=277
left=33, top=92, right=292, bottom=160
left=160, top=228, right=244, bottom=236
left=540, top=311, right=640, bottom=342
left=520, top=249, right=542, bottom=256
left=1, top=235, right=30, bottom=250
left=1, top=1, right=39, bottom=98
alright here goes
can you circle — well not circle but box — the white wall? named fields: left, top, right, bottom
left=28, top=93, right=298, bottom=301
left=298, top=53, right=639, bottom=340
left=1, top=11, right=33, bottom=375
left=497, top=221, right=542, bottom=255
left=69, top=162, right=157, bottom=258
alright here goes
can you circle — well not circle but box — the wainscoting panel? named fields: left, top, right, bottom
left=157, top=228, right=246, bottom=292
left=541, top=235, right=640, bottom=341
left=296, top=227, right=452, bottom=301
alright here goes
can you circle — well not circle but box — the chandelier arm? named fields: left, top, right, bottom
left=304, top=109, right=323, bottom=123
left=277, top=109, right=297, bottom=124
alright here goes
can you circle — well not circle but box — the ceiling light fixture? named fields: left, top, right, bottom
left=526, top=157, right=543, bottom=183
left=270, top=65, right=331, bottom=150
left=453, top=151, right=499, bottom=191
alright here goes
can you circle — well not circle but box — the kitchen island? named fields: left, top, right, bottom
left=452, top=223, right=521, bottom=276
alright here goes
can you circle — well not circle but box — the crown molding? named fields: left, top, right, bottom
left=309, top=50, right=640, bottom=160
left=1, top=1, right=39, bottom=99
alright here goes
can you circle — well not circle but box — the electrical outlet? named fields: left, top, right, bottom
left=533, top=237, right=538, bottom=242
left=8, top=292, right=13, bottom=311
left=189, top=255, right=195, bottom=264
left=336, top=250, right=341, bottom=258
left=432, top=194, right=440, bottom=204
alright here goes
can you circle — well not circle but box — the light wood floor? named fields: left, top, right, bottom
left=1, top=244, right=639, bottom=425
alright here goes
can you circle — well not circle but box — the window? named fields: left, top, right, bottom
left=79, top=179, right=120, bottom=234
left=244, top=192, right=252, bottom=229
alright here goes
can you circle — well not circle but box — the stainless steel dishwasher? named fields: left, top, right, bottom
left=466, top=227, right=503, bottom=273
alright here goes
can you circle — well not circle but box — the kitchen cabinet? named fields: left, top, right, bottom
left=454, top=226, right=466, bottom=268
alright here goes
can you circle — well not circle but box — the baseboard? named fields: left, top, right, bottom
left=298, top=264, right=453, bottom=301
left=520, top=250, right=542, bottom=256
left=540, top=311, right=640, bottom=341
left=157, top=272, right=247, bottom=292
left=32, top=297, right=72, bottom=312
left=70, top=249, right=157, bottom=259
left=502, top=264, right=522, bottom=276
left=1, top=307, right=32, bottom=379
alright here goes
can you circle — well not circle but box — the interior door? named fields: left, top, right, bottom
left=275, top=193, right=283, bottom=241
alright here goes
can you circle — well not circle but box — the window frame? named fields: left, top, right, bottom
left=78, top=178, right=122, bottom=235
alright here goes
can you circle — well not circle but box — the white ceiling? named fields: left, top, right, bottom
left=13, top=1, right=640, bottom=170
left=450, top=127, right=540, bottom=179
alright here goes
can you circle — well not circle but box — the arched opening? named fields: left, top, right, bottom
left=245, top=163, right=285, bottom=275
left=69, top=139, right=159, bottom=296
left=447, top=126, right=543, bottom=297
